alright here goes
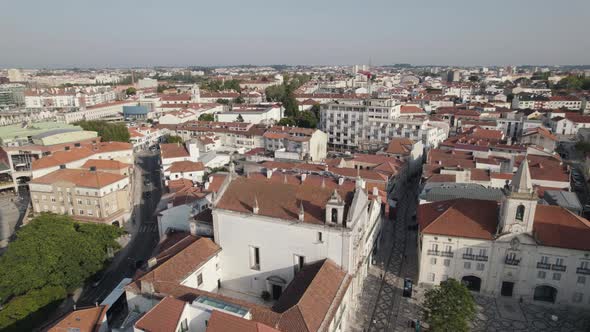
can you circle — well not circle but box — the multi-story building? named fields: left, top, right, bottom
left=418, top=160, right=590, bottom=307
left=29, top=168, right=131, bottom=226
left=319, top=99, right=448, bottom=151
left=263, top=126, right=328, bottom=161
left=0, top=83, right=25, bottom=108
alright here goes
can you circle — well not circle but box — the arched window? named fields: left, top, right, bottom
left=516, top=205, right=525, bottom=221
left=331, top=208, right=338, bottom=223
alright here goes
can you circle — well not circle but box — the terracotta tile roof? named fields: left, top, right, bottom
left=216, top=174, right=359, bottom=225
left=94, top=141, right=133, bottom=153
left=205, top=174, right=228, bottom=194
left=160, top=93, right=192, bottom=101
left=30, top=169, right=126, bottom=188
left=273, top=259, right=349, bottom=332
left=400, top=105, right=425, bottom=114
left=418, top=199, right=499, bottom=240
left=48, top=305, right=108, bottom=332
left=160, top=143, right=189, bottom=159
left=426, top=174, right=457, bottom=183
left=385, top=138, right=415, bottom=155
left=32, top=147, right=95, bottom=170
left=168, top=160, right=205, bottom=173
left=135, top=296, right=186, bottom=332
left=470, top=169, right=490, bottom=181
left=134, top=236, right=221, bottom=286
left=206, top=310, right=281, bottom=332
left=82, top=159, right=130, bottom=170
left=534, top=205, right=590, bottom=251
left=168, top=178, right=194, bottom=193
left=566, top=114, right=590, bottom=124
left=522, top=127, right=557, bottom=141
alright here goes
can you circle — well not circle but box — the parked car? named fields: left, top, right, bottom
left=403, top=278, right=413, bottom=298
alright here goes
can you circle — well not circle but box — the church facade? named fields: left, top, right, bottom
left=417, top=159, right=590, bottom=306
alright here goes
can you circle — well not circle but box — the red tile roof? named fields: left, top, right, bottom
left=32, top=147, right=95, bottom=170
left=418, top=199, right=499, bottom=240
left=385, top=138, right=415, bottom=155
left=48, top=305, right=108, bottom=332
left=160, top=143, right=189, bottom=159
left=533, top=205, right=590, bottom=251
left=135, top=296, right=185, bottom=332
left=206, top=308, right=281, bottom=332
left=30, top=169, right=126, bottom=188
left=82, top=159, right=130, bottom=170
left=168, top=161, right=205, bottom=173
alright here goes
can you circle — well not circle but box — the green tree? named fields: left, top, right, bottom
left=234, top=95, right=245, bottom=104
left=76, top=120, right=130, bottom=142
left=198, top=113, right=215, bottom=121
left=216, top=98, right=230, bottom=105
left=166, top=135, right=184, bottom=144
left=125, top=87, right=137, bottom=96
left=0, top=213, right=124, bottom=330
left=422, top=279, right=476, bottom=332
left=236, top=114, right=244, bottom=122
left=277, top=117, right=297, bottom=126
left=295, top=111, right=318, bottom=128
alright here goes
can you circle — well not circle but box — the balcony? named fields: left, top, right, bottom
left=552, top=265, right=567, bottom=272
left=505, top=257, right=520, bottom=266
left=537, top=262, right=551, bottom=270
left=475, top=255, right=489, bottom=262
left=576, top=267, right=590, bottom=275
left=427, top=250, right=440, bottom=256
left=440, top=251, right=454, bottom=258
left=463, top=253, right=476, bottom=260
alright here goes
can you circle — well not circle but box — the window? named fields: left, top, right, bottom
left=249, top=246, right=260, bottom=270
left=538, top=271, right=546, bottom=279
left=179, top=318, right=188, bottom=332
left=516, top=204, right=525, bottom=221
left=430, top=258, right=437, bottom=265
left=582, top=261, right=590, bottom=269
left=444, top=245, right=452, bottom=253
left=294, top=254, right=305, bottom=274
left=553, top=273, right=561, bottom=281
left=578, top=276, right=586, bottom=285
left=197, top=273, right=203, bottom=286
left=87, top=210, right=93, bottom=216
left=464, top=262, right=471, bottom=269
left=428, top=273, right=435, bottom=282
left=540, top=256, right=549, bottom=264
left=86, top=199, right=91, bottom=205
left=465, top=248, right=473, bottom=255
left=573, top=292, right=583, bottom=303
left=317, top=232, right=323, bottom=243
left=77, top=199, right=83, bottom=205
left=476, top=263, right=485, bottom=271
left=478, top=249, right=487, bottom=257
left=556, top=258, right=564, bottom=266
left=443, top=259, right=450, bottom=267
left=431, top=243, right=439, bottom=252
left=79, top=210, right=84, bottom=215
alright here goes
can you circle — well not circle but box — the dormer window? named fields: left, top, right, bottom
left=516, top=205, right=525, bottom=221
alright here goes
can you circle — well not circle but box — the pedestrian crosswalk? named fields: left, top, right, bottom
left=138, top=224, right=158, bottom=233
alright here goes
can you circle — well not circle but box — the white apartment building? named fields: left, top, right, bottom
left=320, top=99, right=448, bottom=151
left=418, top=160, right=590, bottom=307
left=212, top=171, right=384, bottom=318
left=216, top=104, right=283, bottom=125
left=263, top=126, right=328, bottom=161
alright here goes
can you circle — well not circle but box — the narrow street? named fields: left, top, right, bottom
left=351, top=176, right=421, bottom=332
left=76, top=151, right=161, bottom=306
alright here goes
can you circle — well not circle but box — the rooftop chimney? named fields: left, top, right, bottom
left=301, top=173, right=307, bottom=183
left=189, top=221, right=197, bottom=236
left=338, top=177, right=345, bottom=186
left=204, top=180, right=210, bottom=190
left=147, top=257, right=157, bottom=269
left=253, top=196, right=259, bottom=214
left=298, top=202, right=305, bottom=222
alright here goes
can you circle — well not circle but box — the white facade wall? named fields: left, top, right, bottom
left=180, top=254, right=221, bottom=292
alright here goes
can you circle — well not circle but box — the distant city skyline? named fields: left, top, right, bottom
left=2, top=0, right=589, bottom=68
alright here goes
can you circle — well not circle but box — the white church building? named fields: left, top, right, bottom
left=418, top=158, right=590, bottom=307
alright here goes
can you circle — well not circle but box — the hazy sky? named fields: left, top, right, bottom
left=1, top=0, right=589, bottom=68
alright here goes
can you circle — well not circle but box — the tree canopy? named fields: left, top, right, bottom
left=236, top=114, right=244, bottom=122
left=198, top=113, right=215, bottom=121
left=165, top=135, right=184, bottom=144
left=125, top=87, right=137, bottom=96
left=76, top=120, right=130, bottom=142
left=265, top=74, right=311, bottom=118
left=555, top=75, right=590, bottom=91
left=201, top=79, right=241, bottom=93
left=0, top=213, right=124, bottom=331
left=422, top=279, right=476, bottom=332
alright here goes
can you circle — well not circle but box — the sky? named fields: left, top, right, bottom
left=1, top=0, right=589, bottom=68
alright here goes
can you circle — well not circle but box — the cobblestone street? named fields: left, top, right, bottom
left=349, top=176, right=590, bottom=332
